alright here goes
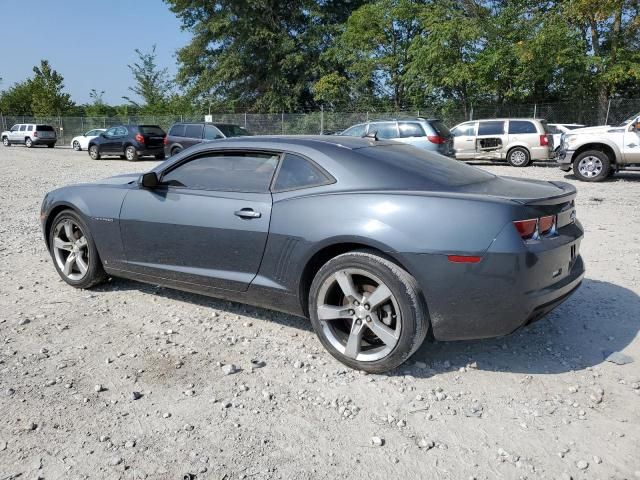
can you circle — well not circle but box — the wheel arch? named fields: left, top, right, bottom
left=506, top=144, right=530, bottom=157
left=44, top=202, right=84, bottom=250
left=573, top=142, right=618, bottom=165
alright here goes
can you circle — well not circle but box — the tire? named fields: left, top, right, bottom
left=25, top=137, right=33, bottom=148
left=48, top=210, right=107, bottom=289
left=47, top=143, right=55, bottom=149
left=89, top=145, right=101, bottom=160
left=155, top=153, right=166, bottom=160
left=125, top=145, right=138, bottom=161
left=308, top=250, right=429, bottom=373
left=2, top=137, right=10, bottom=147
left=572, top=150, right=610, bottom=182
left=171, top=147, right=182, bottom=156
left=507, top=147, right=530, bottom=167
left=72, top=141, right=81, bottom=151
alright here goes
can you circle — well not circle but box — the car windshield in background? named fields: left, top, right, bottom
left=36, top=125, right=54, bottom=131
left=140, top=126, right=165, bottom=135
left=430, top=120, right=451, bottom=137
left=360, top=144, right=495, bottom=187
left=617, top=113, right=640, bottom=127
left=216, top=124, right=251, bottom=137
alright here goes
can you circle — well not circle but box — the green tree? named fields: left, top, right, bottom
left=30, top=60, right=75, bottom=116
left=123, top=45, right=173, bottom=113
left=0, top=80, right=35, bottom=115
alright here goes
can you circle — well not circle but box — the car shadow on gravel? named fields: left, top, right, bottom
left=409, top=278, right=639, bottom=377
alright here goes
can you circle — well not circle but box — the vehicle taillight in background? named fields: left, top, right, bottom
left=163, top=136, right=168, bottom=145
left=135, top=133, right=145, bottom=144
left=427, top=135, right=446, bottom=144
left=513, top=215, right=557, bottom=240
left=539, top=134, right=549, bottom=146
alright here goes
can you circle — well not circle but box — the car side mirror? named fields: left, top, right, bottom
left=139, top=172, right=158, bottom=188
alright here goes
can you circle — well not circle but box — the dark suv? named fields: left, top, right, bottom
left=88, top=125, right=166, bottom=161
left=165, top=122, right=251, bottom=156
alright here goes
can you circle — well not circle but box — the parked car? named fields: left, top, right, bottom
left=450, top=118, right=553, bottom=167
left=339, top=118, right=453, bottom=156
left=547, top=123, right=585, bottom=152
left=165, top=122, right=251, bottom=156
left=88, top=125, right=166, bottom=161
left=1, top=124, right=57, bottom=148
left=71, top=129, right=106, bottom=151
left=556, top=112, right=640, bottom=181
left=40, top=135, right=584, bottom=373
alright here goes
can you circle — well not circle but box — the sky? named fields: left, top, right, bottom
left=0, top=0, right=191, bottom=104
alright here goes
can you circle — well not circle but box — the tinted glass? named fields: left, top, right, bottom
left=139, top=125, right=165, bottom=135
left=273, top=153, right=331, bottom=191
left=19, top=125, right=26, bottom=132
left=371, top=122, right=398, bottom=139
left=105, top=127, right=118, bottom=137
left=358, top=144, right=495, bottom=187
left=429, top=120, right=451, bottom=137
left=204, top=125, right=223, bottom=140
left=547, top=125, right=560, bottom=134
left=508, top=120, right=537, bottom=134
left=399, top=122, right=425, bottom=138
left=478, top=121, right=504, bottom=135
left=216, top=124, right=250, bottom=137
left=452, top=123, right=475, bottom=137
left=115, top=126, right=128, bottom=136
left=36, top=125, right=54, bottom=132
left=184, top=124, right=204, bottom=139
left=341, top=124, right=366, bottom=136
left=27, top=125, right=34, bottom=131
left=169, top=124, right=185, bottom=137
left=162, top=152, right=279, bottom=193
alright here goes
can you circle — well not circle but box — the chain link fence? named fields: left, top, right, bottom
left=2, top=98, right=639, bottom=145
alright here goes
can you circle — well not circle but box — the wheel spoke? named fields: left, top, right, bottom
left=318, top=304, right=352, bottom=321
left=76, top=236, right=87, bottom=248
left=63, top=221, right=74, bottom=241
left=367, top=312, right=399, bottom=346
left=365, top=284, right=392, bottom=309
left=54, top=237, right=73, bottom=252
left=63, top=253, right=76, bottom=276
left=334, top=271, right=360, bottom=302
left=75, top=254, right=88, bottom=274
left=344, top=320, right=365, bottom=358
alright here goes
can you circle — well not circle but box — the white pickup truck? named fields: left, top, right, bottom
left=557, top=113, right=640, bottom=181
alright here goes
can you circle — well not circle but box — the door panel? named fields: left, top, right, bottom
left=475, top=121, right=506, bottom=159
left=452, top=122, right=477, bottom=159
left=119, top=188, right=272, bottom=292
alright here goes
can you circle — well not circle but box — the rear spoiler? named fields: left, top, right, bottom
left=517, top=181, right=576, bottom=206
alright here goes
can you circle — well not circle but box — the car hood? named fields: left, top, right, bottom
left=97, top=173, right=141, bottom=185
left=568, top=125, right=625, bottom=135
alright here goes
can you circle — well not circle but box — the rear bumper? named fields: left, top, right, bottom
left=32, top=138, right=56, bottom=145
left=137, top=146, right=164, bottom=156
left=402, top=222, right=585, bottom=341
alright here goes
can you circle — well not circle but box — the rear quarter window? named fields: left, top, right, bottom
left=184, top=124, right=204, bottom=138
left=169, top=124, right=185, bottom=137
left=508, top=121, right=537, bottom=134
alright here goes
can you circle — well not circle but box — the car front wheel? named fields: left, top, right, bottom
left=89, top=145, right=101, bottom=160
left=2, top=137, right=9, bottom=147
left=49, top=210, right=107, bottom=289
left=309, top=250, right=429, bottom=373
left=573, top=150, right=610, bottom=182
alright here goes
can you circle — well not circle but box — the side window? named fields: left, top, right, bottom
left=19, top=125, right=27, bottom=132
left=105, top=127, right=118, bottom=137
left=161, top=152, right=279, bottom=193
left=184, top=124, right=204, bottom=139
left=371, top=122, right=399, bottom=139
left=115, top=126, right=128, bottom=136
left=477, top=121, right=505, bottom=136
left=11, top=125, right=20, bottom=132
left=508, top=121, right=537, bottom=134
left=204, top=125, right=224, bottom=140
left=27, top=125, right=34, bottom=131
left=452, top=123, right=475, bottom=137
left=546, top=125, right=560, bottom=134
left=398, top=122, right=425, bottom=138
left=169, top=124, right=185, bottom=137
left=342, top=124, right=366, bottom=137
left=273, top=153, right=333, bottom=192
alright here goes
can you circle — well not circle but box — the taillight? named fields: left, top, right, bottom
left=33, top=131, right=38, bottom=137
left=539, top=134, right=549, bottom=146
left=427, top=135, right=446, bottom=144
left=538, top=215, right=555, bottom=235
left=163, top=135, right=168, bottom=145
left=513, top=219, right=538, bottom=240
left=135, top=133, right=145, bottom=144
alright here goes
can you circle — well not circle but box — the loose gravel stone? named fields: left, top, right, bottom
left=222, top=364, right=239, bottom=375
left=370, top=436, right=384, bottom=447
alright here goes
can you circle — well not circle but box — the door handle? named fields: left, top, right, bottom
left=234, top=208, right=261, bottom=219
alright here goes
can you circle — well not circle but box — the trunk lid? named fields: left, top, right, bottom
left=139, top=125, right=166, bottom=147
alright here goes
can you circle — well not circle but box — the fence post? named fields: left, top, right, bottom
left=103, top=117, right=106, bottom=128
left=605, top=99, right=612, bottom=125
left=81, top=117, right=84, bottom=131
left=281, top=112, right=284, bottom=134
left=533, top=103, right=537, bottom=118
left=366, top=111, right=369, bottom=122
left=470, top=105, right=474, bottom=121
left=244, top=112, right=247, bottom=128
left=320, top=105, right=324, bottom=135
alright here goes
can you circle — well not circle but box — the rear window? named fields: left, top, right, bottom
left=428, top=120, right=451, bottom=137
left=508, top=121, right=537, bottom=134
left=358, top=144, right=495, bottom=187
left=139, top=125, right=165, bottom=136
left=215, top=124, right=251, bottom=137
left=36, top=125, right=54, bottom=132
left=184, top=124, right=204, bottom=138
left=169, top=124, right=185, bottom=137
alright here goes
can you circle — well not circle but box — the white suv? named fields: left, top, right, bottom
left=1, top=124, right=57, bottom=148
left=450, top=118, right=553, bottom=167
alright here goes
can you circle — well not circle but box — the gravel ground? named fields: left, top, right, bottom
left=1, top=145, right=639, bottom=480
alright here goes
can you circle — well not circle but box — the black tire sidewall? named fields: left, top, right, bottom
left=2, top=137, right=9, bottom=146
left=73, top=141, right=80, bottom=151
left=48, top=210, right=105, bottom=289
left=308, top=251, right=428, bottom=373
left=125, top=146, right=138, bottom=161
left=508, top=147, right=530, bottom=167
left=573, top=150, right=610, bottom=182
left=89, top=146, right=100, bottom=160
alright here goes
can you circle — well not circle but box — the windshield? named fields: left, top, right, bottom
left=617, top=113, right=640, bottom=127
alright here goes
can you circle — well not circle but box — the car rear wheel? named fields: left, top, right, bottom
left=2, top=137, right=9, bottom=147
left=171, top=147, right=182, bottom=156
left=72, top=141, right=81, bottom=151
left=507, top=147, right=530, bottom=167
left=125, top=146, right=138, bottom=161
left=89, top=145, right=101, bottom=160
left=309, top=250, right=429, bottom=373
left=49, top=210, right=107, bottom=289
left=25, top=138, right=33, bottom=148
left=573, top=150, right=610, bottom=182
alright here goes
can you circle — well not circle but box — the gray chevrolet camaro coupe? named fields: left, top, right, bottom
left=40, top=136, right=585, bottom=372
